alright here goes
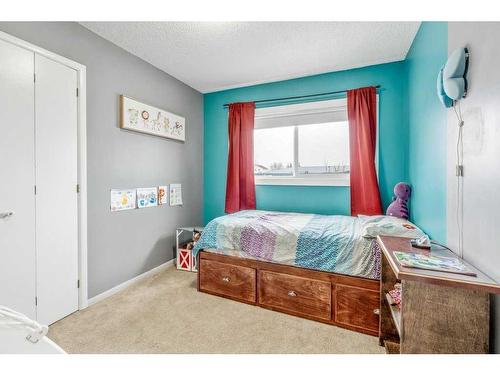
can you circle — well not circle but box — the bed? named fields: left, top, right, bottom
left=193, top=210, right=423, bottom=336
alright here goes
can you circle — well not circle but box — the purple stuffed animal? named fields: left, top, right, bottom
left=386, top=182, right=411, bottom=220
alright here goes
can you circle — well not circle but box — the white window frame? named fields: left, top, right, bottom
left=256, top=122, right=350, bottom=186
left=254, top=96, right=379, bottom=187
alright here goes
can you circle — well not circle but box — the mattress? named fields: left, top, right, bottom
left=193, top=210, right=380, bottom=279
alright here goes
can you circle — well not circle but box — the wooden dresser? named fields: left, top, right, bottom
left=378, top=235, right=500, bottom=354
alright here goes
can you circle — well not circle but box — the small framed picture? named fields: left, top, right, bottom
left=110, top=189, right=136, bottom=212
left=158, top=186, right=168, bottom=205
left=136, top=187, right=158, bottom=208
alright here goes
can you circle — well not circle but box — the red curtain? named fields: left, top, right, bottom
left=225, top=102, right=256, bottom=214
left=347, top=87, right=383, bottom=216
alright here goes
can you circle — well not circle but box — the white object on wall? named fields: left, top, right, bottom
left=169, top=184, right=183, bottom=206
left=136, top=187, right=158, bottom=208
left=120, top=95, right=185, bottom=141
left=158, top=186, right=168, bottom=205
left=110, top=189, right=137, bottom=212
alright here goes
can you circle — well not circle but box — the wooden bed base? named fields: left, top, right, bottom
left=197, top=251, right=381, bottom=336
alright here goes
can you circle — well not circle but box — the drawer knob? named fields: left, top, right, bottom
left=222, top=276, right=230, bottom=283
left=287, top=290, right=297, bottom=297
left=373, top=308, right=380, bottom=315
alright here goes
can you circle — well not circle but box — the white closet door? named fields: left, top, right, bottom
left=35, top=54, right=78, bottom=325
left=0, top=40, right=36, bottom=319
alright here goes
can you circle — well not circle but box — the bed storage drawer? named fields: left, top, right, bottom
left=258, top=270, right=331, bottom=321
left=199, top=258, right=256, bottom=303
left=335, top=284, right=380, bottom=333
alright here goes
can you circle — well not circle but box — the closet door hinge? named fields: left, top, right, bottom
left=35, top=297, right=38, bottom=306
left=77, top=280, right=80, bottom=289
left=34, top=185, right=37, bottom=195
left=33, top=73, right=36, bottom=83
left=76, top=184, right=80, bottom=193
left=76, top=88, right=79, bottom=97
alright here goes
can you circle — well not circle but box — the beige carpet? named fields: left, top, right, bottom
left=49, top=266, right=385, bottom=354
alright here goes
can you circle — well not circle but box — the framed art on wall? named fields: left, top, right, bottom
left=136, top=187, right=158, bottom=208
left=158, top=185, right=168, bottom=205
left=119, top=95, right=185, bottom=141
left=110, top=189, right=136, bottom=212
left=169, top=183, right=183, bottom=206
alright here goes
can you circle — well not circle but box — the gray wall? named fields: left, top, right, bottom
left=447, top=22, right=500, bottom=352
left=0, top=22, right=203, bottom=298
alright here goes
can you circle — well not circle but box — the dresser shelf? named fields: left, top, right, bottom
left=384, top=293, right=401, bottom=337
left=377, top=235, right=500, bottom=354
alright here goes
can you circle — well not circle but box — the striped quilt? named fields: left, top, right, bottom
left=193, top=210, right=380, bottom=279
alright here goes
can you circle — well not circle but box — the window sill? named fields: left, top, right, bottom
left=255, top=176, right=350, bottom=187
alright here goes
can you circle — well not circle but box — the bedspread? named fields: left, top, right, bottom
left=193, top=210, right=380, bottom=279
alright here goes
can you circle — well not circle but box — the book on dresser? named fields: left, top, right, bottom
left=393, top=251, right=477, bottom=276
left=377, top=235, right=500, bottom=354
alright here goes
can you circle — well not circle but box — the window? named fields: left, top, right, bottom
left=254, top=98, right=352, bottom=186
left=254, top=126, right=294, bottom=176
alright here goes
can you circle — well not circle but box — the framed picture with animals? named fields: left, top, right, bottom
left=119, top=95, right=185, bottom=141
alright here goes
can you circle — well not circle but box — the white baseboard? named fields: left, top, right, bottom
left=86, top=259, right=175, bottom=307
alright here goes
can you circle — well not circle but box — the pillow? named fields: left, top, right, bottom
left=359, top=215, right=425, bottom=239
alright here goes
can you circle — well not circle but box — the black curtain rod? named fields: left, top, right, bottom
left=223, top=85, right=381, bottom=108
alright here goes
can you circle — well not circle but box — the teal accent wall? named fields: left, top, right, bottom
left=203, top=62, right=408, bottom=223
left=406, top=22, right=448, bottom=243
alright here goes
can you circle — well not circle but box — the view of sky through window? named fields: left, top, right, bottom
left=254, top=121, right=349, bottom=176
left=298, top=121, right=349, bottom=174
left=254, top=126, right=294, bottom=175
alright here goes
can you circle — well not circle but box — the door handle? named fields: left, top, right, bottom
left=0, top=211, right=14, bottom=219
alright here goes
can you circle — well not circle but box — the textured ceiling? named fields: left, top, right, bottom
left=80, top=22, right=420, bottom=93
